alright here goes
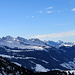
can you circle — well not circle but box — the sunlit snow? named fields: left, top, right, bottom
left=34, top=64, right=49, bottom=72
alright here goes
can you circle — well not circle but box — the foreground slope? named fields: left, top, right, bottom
left=0, top=56, right=70, bottom=75
left=0, top=56, right=35, bottom=75
left=1, top=56, right=75, bottom=75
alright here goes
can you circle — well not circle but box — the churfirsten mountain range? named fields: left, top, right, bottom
left=0, top=36, right=75, bottom=74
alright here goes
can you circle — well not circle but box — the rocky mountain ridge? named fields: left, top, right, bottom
left=0, top=36, right=74, bottom=48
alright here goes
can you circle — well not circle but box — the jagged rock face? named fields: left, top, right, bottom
left=0, top=56, right=35, bottom=75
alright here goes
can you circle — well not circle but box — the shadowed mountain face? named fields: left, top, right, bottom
left=0, top=56, right=69, bottom=75
left=0, top=46, right=66, bottom=72
left=1, top=45, right=75, bottom=72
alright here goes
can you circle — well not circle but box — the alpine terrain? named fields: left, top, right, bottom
left=0, top=36, right=75, bottom=73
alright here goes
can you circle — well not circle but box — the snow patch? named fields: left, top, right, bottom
left=0, top=54, right=14, bottom=59
left=34, top=64, right=49, bottom=72
left=42, top=60, right=49, bottom=64
left=0, top=54, right=36, bottom=60
left=51, top=56, right=59, bottom=61
left=25, top=57, right=36, bottom=60
left=13, top=62, right=21, bottom=67
left=60, top=60, right=75, bottom=69
left=11, top=50, right=24, bottom=52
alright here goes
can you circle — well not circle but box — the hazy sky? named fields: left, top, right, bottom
left=0, top=0, right=75, bottom=42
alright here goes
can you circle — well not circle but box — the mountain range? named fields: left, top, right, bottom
left=0, top=36, right=75, bottom=72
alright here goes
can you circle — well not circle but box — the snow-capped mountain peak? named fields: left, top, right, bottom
left=2, top=36, right=14, bottom=41
left=16, top=36, right=28, bottom=42
left=0, top=36, right=75, bottom=49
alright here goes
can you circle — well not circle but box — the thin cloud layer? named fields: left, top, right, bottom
left=47, top=11, right=53, bottom=13
left=46, top=7, right=53, bottom=9
left=39, top=11, right=43, bottom=13
left=38, top=7, right=75, bottom=14
left=34, top=30, right=75, bottom=38
left=72, top=8, right=75, bottom=11
left=26, top=16, right=35, bottom=18
left=38, top=6, right=53, bottom=14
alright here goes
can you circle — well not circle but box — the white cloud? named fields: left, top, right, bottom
left=38, top=11, right=43, bottom=13
left=31, top=16, right=35, bottom=18
left=46, top=7, right=53, bottom=9
left=37, top=7, right=70, bottom=14
left=46, top=11, right=53, bottom=13
left=72, top=8, right=75, bottom=11
left=57, top=10, right=64, bottom=12
left=38, top=10, right=53, bottom=14
left=26, top=16, right=35, bottom=18
left=34, top=30, right=75, bottom=38
left=37, top=6, right=53, bottom=14
left=26, top=16, right=29, bottom=18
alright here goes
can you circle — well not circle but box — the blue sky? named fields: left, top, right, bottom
left=0, top=0, right=75, bottom=42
